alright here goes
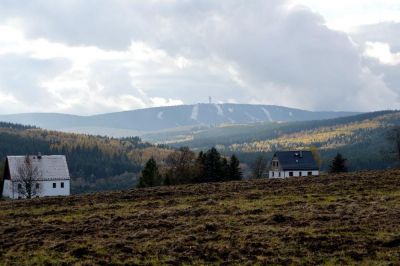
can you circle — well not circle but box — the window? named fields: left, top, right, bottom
left=61, top=182, right=64, bottom=188
left=272, top=172, right=274, bottom=177
left=18, top=183, right=22, bottom=189
left=35, top=183, right=40, bottom=189
left=308, top=171, right=312, bottom=176
left=289, top=172, right=293, bottom=177
left=53, top=183, right=56, bottom=188
left=278, top=172, right=281, bottom=177
left=299, top=172, right=302, bottom=177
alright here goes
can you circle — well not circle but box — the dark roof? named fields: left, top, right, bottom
left=273, top=151, right=319, bottom=171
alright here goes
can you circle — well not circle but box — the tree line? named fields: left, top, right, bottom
left=138, top=147, right=242, bottom=187
left=139, top=145, right=353, bottom=189
left=0, top=123, right=173, bottom=193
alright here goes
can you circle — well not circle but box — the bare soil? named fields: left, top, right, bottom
left=1, top=170, right=400, bottom=265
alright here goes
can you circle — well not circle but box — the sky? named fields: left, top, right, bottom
left=0, top=0, right=399, bottom=115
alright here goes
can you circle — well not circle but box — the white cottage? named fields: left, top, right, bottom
left=2, top=154, right=71, bottom=199
left=269, top=151, right=319, bottom=178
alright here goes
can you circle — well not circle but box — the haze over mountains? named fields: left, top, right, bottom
left=0, top=104, right=357, bottom=137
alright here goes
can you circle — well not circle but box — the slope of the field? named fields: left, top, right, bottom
left=1, top=170, right=400, bottom=265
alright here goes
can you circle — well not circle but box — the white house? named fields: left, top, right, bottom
left=269, top=151, right=319, bottom=178
left=2, top=154, right=71, bottom=199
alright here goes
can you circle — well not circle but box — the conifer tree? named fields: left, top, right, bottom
left=220, top=157, right=229, bottom=181
left=194, top=151, right=206, bottom=183
left=228, top=154, right=242, bottom=181
left=203, top=147, right=223, bottom=182
left=329, top=153, right=348, bottom=173
left=164, top=174, right=171, bottom=186
left=138, top=157, right=162, bottom=188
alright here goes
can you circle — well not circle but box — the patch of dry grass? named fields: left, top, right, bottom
left=1, top=170, right=400, bottom=265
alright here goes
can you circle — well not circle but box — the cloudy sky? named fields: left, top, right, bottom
left=0, top=0, right=399, bottom=114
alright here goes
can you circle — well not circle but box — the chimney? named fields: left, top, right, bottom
left=38, top=152, right=42, bottom=159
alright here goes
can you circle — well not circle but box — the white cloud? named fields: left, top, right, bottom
left=0, top=0, right=399, bottom=114
left=290, top=0, right=400, bottom=32
left=364, top=42, right=400, bottom=65
left=150, top=97, right=183, bottom=107
left=0, top=24, right=187, bottom=114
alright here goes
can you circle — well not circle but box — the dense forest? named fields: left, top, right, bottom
left=0, top=122, right=173, bottom=193
left=229, top=112, right=400, bottom=171
left=158, top=111, right=400, bottom=172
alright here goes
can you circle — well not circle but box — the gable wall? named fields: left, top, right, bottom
left=3, top=180, right=70, bottom=199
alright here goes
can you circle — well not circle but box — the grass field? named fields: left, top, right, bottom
left=1, top=171, right=400, bottom=265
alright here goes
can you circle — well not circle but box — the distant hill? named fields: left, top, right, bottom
left=154, top=110, right=400, bottom=171
left=0, top=104, right=357, bottom=136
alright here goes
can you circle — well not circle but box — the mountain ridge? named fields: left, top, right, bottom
left=0, top=103, right=359, bottom=136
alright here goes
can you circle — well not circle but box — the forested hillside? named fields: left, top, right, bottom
left=0, top=122, right=172, bottom=193
left=162, top=111, right=400, bottom=171
left=0, top=104, right=356, bottom=136
left=1, top=110, right=399, bottom=194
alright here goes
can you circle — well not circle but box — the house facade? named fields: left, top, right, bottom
left=2, top=154, right=71, bottom=199
left=269, top=151, right=319, bottom=178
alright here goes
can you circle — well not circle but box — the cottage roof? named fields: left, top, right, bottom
left=273, top=151, right=319, bottom=171
left=6, top=155, right=70, bottom=181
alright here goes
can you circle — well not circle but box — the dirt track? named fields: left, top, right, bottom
left=1, top=171, right=400, bottom=265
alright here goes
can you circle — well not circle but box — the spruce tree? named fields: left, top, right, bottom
left=138, top=157, right=162, bottom=188
left=228, top=154, right=242, bottom=181
left=164, top=174, right=171, bottom=186
left=203, top=147, right=223, bottom=182
left=194, top=151, right=206, bottom=183
left=329, top=153, right=348, bottom=173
